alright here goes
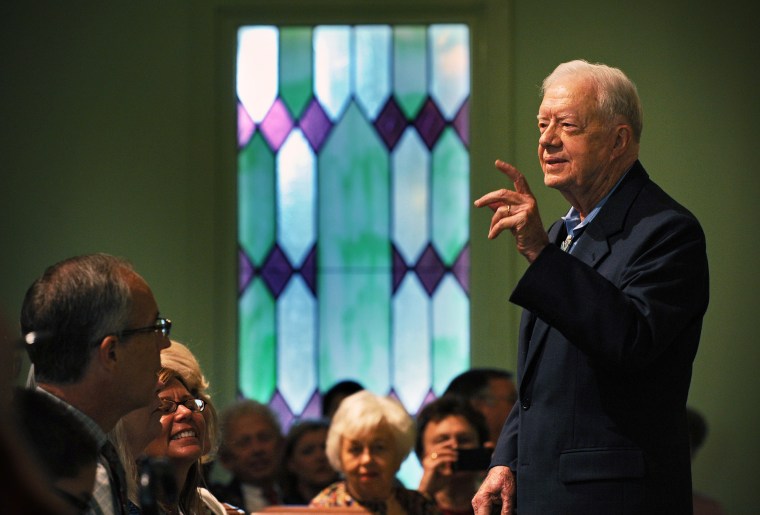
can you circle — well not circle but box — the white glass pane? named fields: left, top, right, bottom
left=277, top=128, right=316, bottom=266
left=277, top=277, right=317, bottom=413
left=355, top=25, right=392, bottom=119
left=393, top=128, right=429, bottom=264
left=314, top=26, right=351, bottom=120
left=393, top=274, right=431, bottom=412
left=237, top=26, right=279, bottom=123
left=430, top=24, right=470, bottom=119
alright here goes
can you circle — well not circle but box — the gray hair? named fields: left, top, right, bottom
left=542, top=59, right=643, bottom=142
left=325, top=390, right=415, bottom=473
left=20, top=253, right=135, bottom=383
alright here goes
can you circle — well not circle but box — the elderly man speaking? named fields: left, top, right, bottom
left=471, top=60, right=709, bottom=514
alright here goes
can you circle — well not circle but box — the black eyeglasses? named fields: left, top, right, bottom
left=157, top=397, right=205, bottom=414
left=117, top=317, right=172, bottom=339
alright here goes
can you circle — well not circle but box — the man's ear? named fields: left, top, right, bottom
left=94, top=335, right=120, bottom=373
left=612, top=124, right=632, bottom=157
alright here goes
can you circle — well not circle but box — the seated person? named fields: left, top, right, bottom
left=322, top=379, right=364, bottom=420
left=416, top=396, right=490, bottom=515
left=212, top=399, right=284, bottom=513
left=443, top=368, right=516, bottom=445
left=280, top=419, right=339, bottom=505
left=12, top=387, right=99, bottom=514
left=310, top=390, right=440, bottom=514
left=113, top=341, right=229, bottom=514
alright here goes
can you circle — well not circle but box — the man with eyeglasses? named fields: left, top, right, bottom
left=20, top=253, right=172, bottom=515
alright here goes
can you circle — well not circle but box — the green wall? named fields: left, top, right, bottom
left=1, top=1, right=757, bottom=512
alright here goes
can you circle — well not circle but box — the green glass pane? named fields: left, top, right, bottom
left=393, top=26, right=426, bottom=119
left=392, top=128, right=429, bottom=263
left=431, top=127, right=469, bottom=265
left=280, top=27, right=313, bottom=119
left=239, top=278, right=276, bottom=401
left=432, top=275, right=470, bottom=395
left=239, top=133, right=275, bottom=264
left=318, top=102, right=391, bottom=394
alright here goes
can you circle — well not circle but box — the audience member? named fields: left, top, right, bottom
left=687, top=407, right=727, bottom=515
left=12, top=387, right=100, bottom=514
left=322, top=380, right=364, bottom=420
left=213, top=399, right=285, bottom=512
left=113, top=341, right=229, bottom=514
left=443, top=368, right=516, bottom=444
left=280, top=419, right=339, bottom=505
left=416, top=396, right=490, bottom=515
left=20, top=253, right=172, bottom=515
left=310, top=390, right=440, bottom=514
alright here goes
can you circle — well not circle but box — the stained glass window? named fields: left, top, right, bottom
left=236, top=23, right=470, bottom=439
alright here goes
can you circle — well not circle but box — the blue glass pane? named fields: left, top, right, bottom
left=392, top=128, right=429, bottom=264
left=393, top=26, right=427, bottom=119
left=392, top=274, right=431, bottom=412
left=277, top=276, right=317, bottom=413
left=314, top=26, right=351, bottom=121
left=432, top=127, right=469, bottom=265
left=277, top=128, right=316, bottom=266
left=238, top=26, right=279, bottom=123
left=429, top=24, right=470, bottom=119
left=432, top=275, right=470, bottom=395
left=355, top=25, right=392, bottom=120
left=239, top=133, right=275, bottom=264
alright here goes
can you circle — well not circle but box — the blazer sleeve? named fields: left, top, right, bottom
left=510, top=205, right=709, bottom=370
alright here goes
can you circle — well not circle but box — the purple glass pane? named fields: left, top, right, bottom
left=238, top=101, right=256, bottom=149
left=416, top=244, right=446, bottom=295
left=260, top=98, right=294, bottom=152
left=391, top=244, right=408, bottom=294
left=413, top=98, right=446, bottom=150
left=300, top=244, right=318, bottom=296
left=374, top=97, right=408, bottom=150
left=452, top=244, right=469, bottom=294
left=269, top=390, right=295, bottom=431
left=299, top=99, right=333, bottom=152
left=261, top=244, right=294, bottom=298
left=453, top=98, right=469, bottom=148
left=239, top=247, right=255, bottom=295
left=298, top=389, right=322, bottom=421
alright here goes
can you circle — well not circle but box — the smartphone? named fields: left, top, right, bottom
left=453, top=447, right=492, bottom=471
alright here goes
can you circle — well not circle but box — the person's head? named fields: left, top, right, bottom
left=281, top=419, right=338, bottom=498
left=326, top=390, right=415, bottom=502
left=322, top=380, right=364, bottom=419
left=12, top=388, right=99, bottom=513
left=415, top=395, right=489, bottom=466
left=443, top=368, right=516, bottom=443
left=20, top=254, right=171, bottom=420
left=218, top=399, right=284, bottom=485
left=537, top=60, right=642, bottom=205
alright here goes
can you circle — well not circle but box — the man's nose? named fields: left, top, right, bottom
left=539, top=123, right=560, bottom=148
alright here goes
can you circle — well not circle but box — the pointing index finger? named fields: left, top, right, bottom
left=495, top=159, right=534, bottom=196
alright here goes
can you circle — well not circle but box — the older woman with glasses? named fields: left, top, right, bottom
left=112, top=341, right=231, bottom=514
left=310, top=390, right=440, bottom=515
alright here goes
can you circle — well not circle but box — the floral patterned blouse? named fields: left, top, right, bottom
left=310, top=481, right=441, bottom=515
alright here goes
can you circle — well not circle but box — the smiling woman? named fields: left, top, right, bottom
left=112, top=341, right=229, bottom=514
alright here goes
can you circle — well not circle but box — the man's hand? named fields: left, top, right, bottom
left=471, top=465, right=515, bottom=515
left=474, top=160, right=549, bottom=263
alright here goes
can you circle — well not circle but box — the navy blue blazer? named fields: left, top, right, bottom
left=490, top=161, right=709, bottom=514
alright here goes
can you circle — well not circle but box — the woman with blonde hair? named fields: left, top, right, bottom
left=112, top=341, right=230, bottom=514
